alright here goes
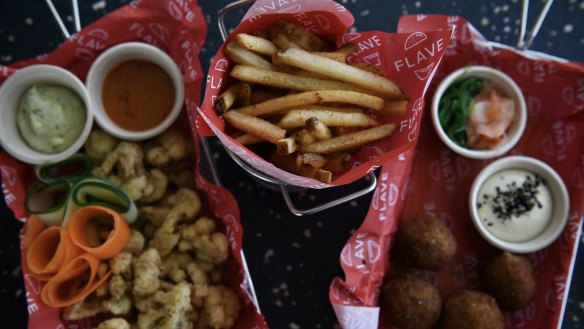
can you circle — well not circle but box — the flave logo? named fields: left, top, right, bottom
left=399, top=97, right=423, bottom=142
left=562, top=77, right=584, bottom=111
left=0, top=165, right=16, bottom=186
left=293, top=12, right=332, bottom=32
left=428, top=150, right=469, bottom=191
left=542, top=121, right=576, bottom=162
left=130, top=22, right=167, bottom=48
left=394, top=34, right=444, bottom=82
left=340, top=233, right=382, bottom=272
left=72, top=29, right=108, bottom=60
left=168, top=0, right=198, bottom=22
left=249, top=0, right=302, bottom=22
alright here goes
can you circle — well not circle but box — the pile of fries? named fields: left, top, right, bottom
left=216, top=20, right=408, bottom=184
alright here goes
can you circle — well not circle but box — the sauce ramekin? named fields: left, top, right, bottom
left=86, top=42, right=184, bottom=141
left=0, top=65, right=93, bottom=165
left=431, top=66, right=527, bottom=159
left=469, top=156, right=569, bottom=253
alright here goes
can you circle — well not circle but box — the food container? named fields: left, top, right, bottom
left=198, top=0, right=453, bottom=191
left=86, top=42, right=185, bottom=141
left=0, top=64, right=93, bottom=165
left=330, top=15, right=584, bottom=329
left=431, top=65, right=527, bottom=159
left=469, top=156, right=569, bottom=253
left=0, top=1, right=266, bottom=328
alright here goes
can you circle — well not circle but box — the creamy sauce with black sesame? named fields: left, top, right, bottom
left=477, top=169, right=552, bottom=242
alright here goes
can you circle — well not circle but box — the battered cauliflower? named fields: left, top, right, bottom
left=198, top=286, right=241, bottom=329
left=94, top=318, right=131, bottom=329
left=109, top=251, right=133, bottom=280
left=137, top=282, right=193, bottom=329
left=84, top=129, right=118, bottom=163
left=146, top=128, right=191, bottom=168
left=133, top=248, right=162, bottom=297
left=180, top=217, right=229, bottom=265
left=124, top=230, right=146, bottom=256
left=62, top=294, right=132, bottom=321
left=92, top=142, right=169, bottom=203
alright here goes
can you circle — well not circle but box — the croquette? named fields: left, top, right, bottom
left=394, top=214, right=457, bottom=270
left=482, top=252, right=537, bottom=310
left=381, top=276, right=441, bottom=329
left=440, top=289, right=504, bottom=329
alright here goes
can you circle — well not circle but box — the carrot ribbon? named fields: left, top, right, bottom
left=26, top=205, right=130, bottom=307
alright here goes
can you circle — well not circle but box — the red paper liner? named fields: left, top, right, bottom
left=330, top=15, right=584, bottom=329
left=0, top=1, right=266, bottom=328
left=197, top=0, right=453, bottom=188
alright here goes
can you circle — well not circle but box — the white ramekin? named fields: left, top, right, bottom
left=469, top=156, right=569, bottom=253
left=431, top=66, right=527, bottom=159
left=86, top=42, right=184, bottom=141
left=0, top=64, right=93, bottom=165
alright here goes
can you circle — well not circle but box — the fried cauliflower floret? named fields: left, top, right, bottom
left=180, top=217, right=229, bottom=265
left=124, top=230, right=146, bottom=256
left=62, top=294, right=132, bottom=321
left=109, top=251, right=133, bottom=279
left=165, top=188, right=202, bottom=219
left=92, top=142, right=169, bottom=203
left=133, top=248, right=162, bottom=297
left=140, top=205, right=172, bottom=227
left=84, top=129, right=118, bottom=163
left=198, top=286, right=241, bottom=329
left=137, top=282, right=193, bottom=329
left=94, top=318, right=131, bottom=329
left=162, top=252, right=194, bottom=283
left=146, top=128, right=191, bottom=167
left=109, top=275, right=128, bottom=300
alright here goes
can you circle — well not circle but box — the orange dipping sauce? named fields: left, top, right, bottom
left=102, top=60, right=175, bottom=132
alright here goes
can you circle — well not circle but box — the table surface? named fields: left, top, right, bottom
left=0, top=0, right=582, bottom=328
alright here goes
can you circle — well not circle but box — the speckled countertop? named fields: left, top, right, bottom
left=0, top=0, right=582, bottom=328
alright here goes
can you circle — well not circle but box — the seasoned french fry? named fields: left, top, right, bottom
left=235, top=133, right=265, bottom=145
left=298, top=105, right=364, bottom=114
left=350, top=62, right=384, bottom=76
left=379, top=99, right=409, bottom=116
left=306, top=117, right=332, bottom=140
left=322, top=152, right=352, bottom=172
left=225, top=41, right=275, bottom=70
left=251, top=30, right=270, bottom=39
left=278, top=109, right=378, bottom=128
left=332, top=126, right=361, bottom=136
left=298, top=124, right=397, bottom=154
left=236, top=33, right=279, bottom=56
left=230, top=65, right=374, bottom=94
left=223, top=111, right=286, bottom=144
left=293, top=129, right=316, bottom=145
left=271, top=153, right=318, bottom=177
left=214, top=82, right=251, bottom=114
left=315, top=169, right=332, bottom=184
left=238, top=83, right=252, bottom=106
left=237, top=90, right=384, bottom=116
left=298, top=153, right=327, bottom=168
left=275, top=48, right=404, bottom=98
left=311, top=52, right=346, bottom=63
left=277, top=20, right=330, bottom=52
left=277, top=138, right=297, bottom=155
left=251, top=90, right=285, bottom=104
left=335, top=43, right=357, bottom=56
left=270, top=27, right=302, bottom=50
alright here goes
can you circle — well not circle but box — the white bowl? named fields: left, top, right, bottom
left=86, top=42, right=184, bottom=140
left=469, top=156, right=569, bottom=253
left=0, top=65, right=93, bottom=165
left=431, top=66, right=527, bottom=159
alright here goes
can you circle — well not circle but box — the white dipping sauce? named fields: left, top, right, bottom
left=476, top=169, right=553, bottom=242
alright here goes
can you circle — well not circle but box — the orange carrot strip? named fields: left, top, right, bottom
left=26, top=226, right=83, bottom=282
left=67, top=206, right=130, bottom=260
left=41, top=254, right=110, bottom=308
left=23, top=215, right=45, bottom=249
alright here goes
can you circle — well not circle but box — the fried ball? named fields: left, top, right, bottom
left=394, top=214, right=457, bottom=270
left=440, top=290, right=503, bottom=329
left=482, top=252, right=537, bottom=310
left=381, top=276, right=441, bottom=329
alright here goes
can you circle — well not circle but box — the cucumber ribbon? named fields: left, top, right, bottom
left=35, top=154, right=94, bottom=184
left=25, top=177, right=138, bottom=227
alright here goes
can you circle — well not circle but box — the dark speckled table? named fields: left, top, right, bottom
left=0, top=0, right=582, bottom=328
